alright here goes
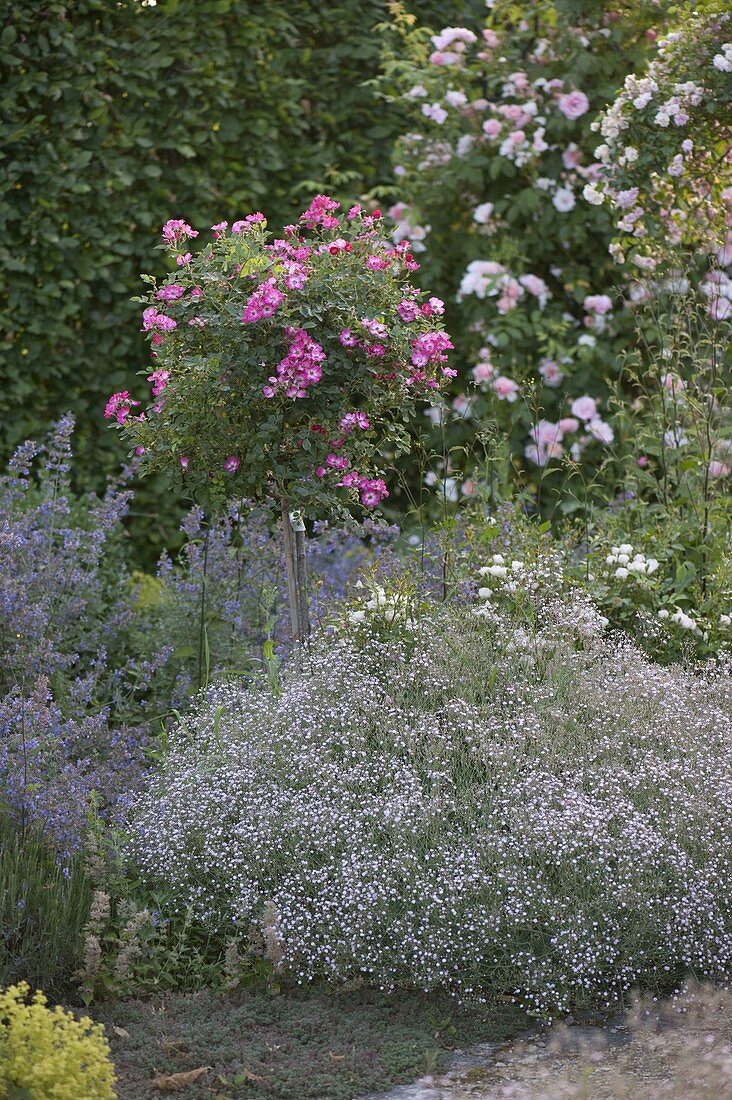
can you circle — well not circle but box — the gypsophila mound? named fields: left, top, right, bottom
left=126, top=602, right=732, bottom=1014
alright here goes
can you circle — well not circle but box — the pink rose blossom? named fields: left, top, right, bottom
left=147, top=369, right=171, bottom=397
left=588, top=418, right=614, bottom=444
left=398, top=299, right=420, bottom=323
left=558, top=90, right=590, bottom=120
left=241, top=279, right=285, bottom=324
left=104, top=391, right=139, bottom=425
left=492, top=376, right=519, bottom=402
left=571, top=395, right=598, bottom=421
left=472, top=361, right=495, bottom=384
left=156, top=284, right=185, bottom=303
left=539, top=359, right=564, bottom=388
left=162, top=219, right=198, bottom=245
left=341, top=412, right=370, bottom=432
left=558, top=417, right=579, bottom=433
left=583, top=294, right=613, bottom=315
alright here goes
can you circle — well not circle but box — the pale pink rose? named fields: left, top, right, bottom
left=571, top=395, right=598, bottom=421
left=553, top=188, right=576, bottom=213
left=615, top=187, right=640, bottom=210
left=588, top=418, right=614, bottom=444
left=520, top=274, right=548, bottom=298
left=482, top=28, right=499, bottom=47
left=562, top=143, right=583, bottom=169
left=709, top=460, right=731, bottom=478
left=637, top=455, right=649, bottom=468
left=558, top=417, right=579, bottom=433
left=583, top=294, right=613, bottom=315
left=558, top=90, right=590, bottom=120
left=539, top=359, right=564, bottom=387
left=492, top=376, right=520, bottom=402
left=709, top=296, right=732, bottom=321
left=531, top=420, right=564, bottom=445
left=544, top=439, right=565, bottom=460
left=429, top=50, right=459, bottom=65
left=472, top=361, right=495, bottom=383
left=483, top=118, right=502, bottom=138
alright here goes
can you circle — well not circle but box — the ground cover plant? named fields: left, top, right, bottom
left=92, top=986, right=526, bottom=1099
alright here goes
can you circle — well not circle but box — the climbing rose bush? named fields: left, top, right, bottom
left=592, top=3, right=732, bottom=301
left=107, top=197, right=453, bottom=517
left=382, top=1, right=662, bottom=493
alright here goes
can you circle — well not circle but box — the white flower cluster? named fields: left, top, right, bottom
left=126, top=611, right=732, bottom=1015
left=605, top=543, right=659, bottom=580
left=347, top=582, right=412, bottom=628
left=656, top=606, right=731, bottom=640
left=657, top=606, right=702, bottom=635
left=475, top=553, right=524, bottom=613
left=713, top=42, right=732, bottom=72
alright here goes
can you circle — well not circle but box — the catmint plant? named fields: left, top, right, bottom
left=107, top=197, right=454, bottom=640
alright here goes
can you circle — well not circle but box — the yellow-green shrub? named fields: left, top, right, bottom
left=0, top=983, right=116, bottom=1100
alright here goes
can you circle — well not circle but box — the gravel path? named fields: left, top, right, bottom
left=359, top=984, right=732, bottom=1100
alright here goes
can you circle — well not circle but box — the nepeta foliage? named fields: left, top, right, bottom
left=108, top=199, right=454, bottom=519
left=126, top=602, right=732, bottom=1013
left=0, top=417, right=161, bottom=850
left=0, top=418, right=402, bottom=847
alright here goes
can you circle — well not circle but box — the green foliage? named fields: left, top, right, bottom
left=0, top=815, right=92, bottom=998
left=0, top=981, right=116, bottom=1100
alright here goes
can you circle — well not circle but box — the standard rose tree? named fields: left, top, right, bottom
left=106, top=197, right=453, bottom=640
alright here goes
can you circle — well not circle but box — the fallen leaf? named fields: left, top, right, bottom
left=233, top=1068, right=265, bottom=1084
left=328, top=1051, right=347, bottom=1062
left=152, top=1067, right=208, bottom=1091
left=112, top=1026, right=130, bottom=1039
